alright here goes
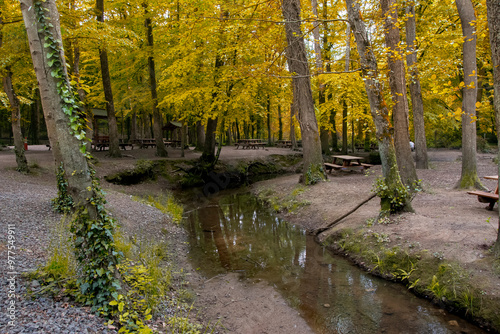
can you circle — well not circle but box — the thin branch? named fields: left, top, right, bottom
left=271, top=68, right=362, bottom=78
left=197, top=16, right=348, bottom=25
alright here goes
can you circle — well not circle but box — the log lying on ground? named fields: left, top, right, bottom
left=313, top=193, right=377, bottom=236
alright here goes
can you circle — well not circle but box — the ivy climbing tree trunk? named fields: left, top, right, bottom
left=3, top=68, right=29, bottom=173
left=486, top=0, right=500, bottom=258
left=282, top=0, right=326, bottom=184
left=21, top=0, right=121, bottom=311
left=144, top=3, right=167, bottom=157
left=381, top=0, right=418, bottom=188
left=345, top=0, right=412, bottom=214
left=405, top=3, right=429, bottom=170
left=455, top=0, right=483, bottom=189
left=96, top=0, right=121, bottom=158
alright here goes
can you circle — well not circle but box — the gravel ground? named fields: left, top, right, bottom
left=0, top=169, right=119, bottom=334
left=0, top=163, right=184, bottom=334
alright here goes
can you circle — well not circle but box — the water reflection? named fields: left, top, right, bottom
left=185, top=193, right=484, bottom=333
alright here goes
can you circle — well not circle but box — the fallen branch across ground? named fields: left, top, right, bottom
left=312, top=193, right=377, bottom=236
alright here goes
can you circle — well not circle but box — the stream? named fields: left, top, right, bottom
left=183, top=192, right=486, bottom=333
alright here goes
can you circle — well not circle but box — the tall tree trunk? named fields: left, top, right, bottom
left=311, top=0, right=329, bottom=155
left=278, top=105, right=283, bottom=141
left=202, top=117, right=218, bottom=162
left=21, top=0, right=120, bottom=306
left=267, top=94, right=272, bottom=146
left=486, top=0, right=500, bottom=257
left=196, top=120, right=205, bottom=150
left=282, top=0, right=326, bottom=184
left=96, top=0, right=121, bottom=157
left=3, top=69, right=29, bottom=173
left=406, top=3, right=429, bottom=169
left=330, top=107, right=338, bottom=151
left=290, top=102, right=297, bottom=149
left=73, top=45, right=93, bottom=152
left=131, top=111, right=138, bottom=142
left=144, top=4, right=167, bottom=157
left=382, top=0, right=418, bottom=187
left=345, top=0, right=411, bottom=214
left=341, top=24, right=351, bottom=155
left=342, top=100, right=348, bottom=154
left=455, top=0, right=483, bottom=189
left=181, top=121, right=185, bottom=157
left=30, top=93, right=40, bottom=144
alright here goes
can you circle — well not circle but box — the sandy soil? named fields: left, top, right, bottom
left=2, top=144, right=500, bottom=332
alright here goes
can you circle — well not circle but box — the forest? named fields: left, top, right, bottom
left=2, top=0, right=500, bottom=332
left=1, top=0, right=497, bottom=154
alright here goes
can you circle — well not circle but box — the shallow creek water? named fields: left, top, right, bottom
left=183, top=192, right=485, bottom=333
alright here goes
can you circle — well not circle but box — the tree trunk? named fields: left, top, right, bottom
left=382, top=0, right=418, bottom=187
left=290, top=102, right=297, bottom=149
left=73, top=45, right=93, bottom=152
left=342, top=100, right=348, bottom=154
left=30, top=93, right=40, bottom=144
left=405, top=4, right=429, bottom=169
left=96, top=0, right=121, bottom=157
left=282, top=0, right=326, bottom=184
left=21, top=0, right=120, bottom=307
left=144, top=5, right=167, bottom=157
left=311, top=0, right=329, bottom=155
left=3, top=69, right=29, bottom=173
left=455, top=0, right=483, bottom=189
left=341, top=24, right=351, bottom=155
left=202, top=117, right=218, bottom=162
left=345, top=0, right=411, bottom=214
left=196, top=120, right=205, bottom=150
left=330, top=107, right=338, bottom=151
left=267, top=95, right=272, bottom=146
left=486, top=0, right=500, bottom=257
left=201, top=48, right=224, bottom=163
left=181, top=121, right=185, bottom=157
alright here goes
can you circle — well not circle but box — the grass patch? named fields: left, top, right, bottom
left=25, top=212, right=218, bottom=333
left=133, top=192, right=184, bottom=224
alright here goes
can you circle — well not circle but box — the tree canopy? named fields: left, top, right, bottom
left=0, top=0, right=497, bottom=155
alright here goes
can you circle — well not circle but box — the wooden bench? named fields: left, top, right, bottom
left=91, top=136, right=109, bottom=151
left=467, top=191, right=499, bottom=210
left=324, top=163, right=343, bottom=173
left=360, top=163, right=374, bottom=169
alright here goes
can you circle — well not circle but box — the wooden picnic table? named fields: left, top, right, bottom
left=276, top=140, right=292, bottom=148
left=467, top=175, right=499, bottom=210
left=235, top=139, right=266, bottom=149
left=164, top=140, right=181, bottom=147
left=324, top=155, right=374, bottom=173
left=131, top=138, right=156, bottom=149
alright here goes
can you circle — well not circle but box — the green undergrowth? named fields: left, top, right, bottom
left=256, top=185, right=310, bottom=213
left=133, top=192, right=184, bottom=224
left=25, top=215, right=215, bottom=333
left=324, top=228, right=500, bottom=331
